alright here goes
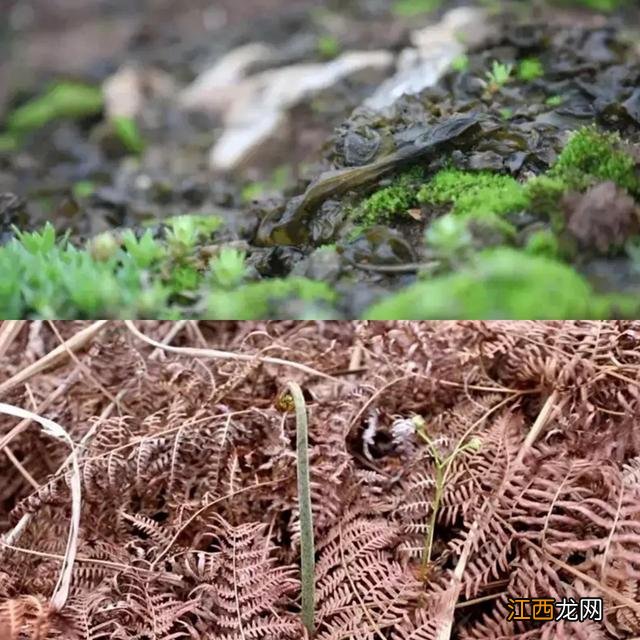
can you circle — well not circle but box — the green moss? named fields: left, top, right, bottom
left=392, top=0, right=441, bottom=17
left=418, top=170, right=526, bottom=250
left=317, top=35, right=341, bottom=60
left=549, top=127, right=639, bottom=194
left=550, top=0, right=629, bottom=11
left=523, top=175, right=567, bottom=227
left=6, top=82, right=104, bottom=134
left=546, top=95, right=564, bottom=107
left=207, top=278, right=337, bottom=320
left=418, top=169, right=529, bottom=218
left=518, top=58, right=544, bottom=82
left=525, top=230, right=561, bottom=259
left=356, top=167, right=424, bottom=226
left=364, top=248, right=615, bottom=320
left=451, top=54, right=470, bottom=72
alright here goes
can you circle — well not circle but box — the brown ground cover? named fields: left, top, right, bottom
left=0, top=320, right=639, bottom=638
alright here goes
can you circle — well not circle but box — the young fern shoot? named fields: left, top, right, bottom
left=417, top=418, right=482, bottom=578
left=287, top=382, right=316, bottom=636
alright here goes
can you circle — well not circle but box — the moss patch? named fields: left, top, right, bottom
left=356, top=167, right=424, bottom=226
left=364, top=248, right=632, bottom=320
left=417, top=170, right=528, bottom=218
left=207, top=278, right=337, bottom=320
left=550, top=127, right=639, bottom=194
left=518, top=58, right=544, bottom=82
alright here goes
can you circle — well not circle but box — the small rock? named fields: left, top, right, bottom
left=622, top=88, right=640, bottom=125
left=564, top=182, right=639, bottom=255
left=341, top=227, right=416, bottom=267
left=343, top=126, right=382, bottom=166
left=103, top=66, right=145, bottom=120
left=292, top=246, right=342, bottom=283
left=365, top=7, right=492, bottom=111
left=183, top=47, right=394, bottom=172
left=180, top=43, right=276, bottom=112
left=103, top=65, right=175, bottom=120
left=0, top=193, right=28, bottom=243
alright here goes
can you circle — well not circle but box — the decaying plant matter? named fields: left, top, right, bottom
left=0, top=320, right=639, bottom=639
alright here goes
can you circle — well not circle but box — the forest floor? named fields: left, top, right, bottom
left=0, top=319, right=639, bottom=638
left=1, top=0, right=640, bottom=318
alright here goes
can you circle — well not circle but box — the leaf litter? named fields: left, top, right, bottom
left=2, top=1, right=640, bottom=318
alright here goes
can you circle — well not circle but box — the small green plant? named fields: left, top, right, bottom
left=317, top=35, right=340, bottom=60
left=72, top=180, right=96, bottom=199
left=166, top=216, right=200, bottom=255
left=14, top=223, right=59, bottom=254
left=517, top=57, right=544, bottom=82
left=209, top=248, right=248, bottom=289
left=545, top=95, right=564, bottom=107
left=416, top=420, right=482, bottom=576
left=112, top=116, right=145, bottom=155
left=451, top=54, right=470, bottom=72
left=122, top=229, right=165, bottom=269
left=392, top=0, right=442, bottom=17
left=6, top=82, right=104, bottom=135
left=164, top=215, right=222, bottom=256
left=485, top=61, right=513, bottom=92
left=207, top=278, right=336, bottom=320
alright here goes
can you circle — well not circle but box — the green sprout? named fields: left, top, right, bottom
left=416, top=422, right=482, bottom=578
left=451, top=54, right=470, bottom=72
left=392, top=0, right=442, bottom=17
left=209, top=248, right=248, bottom=289
left=517, top=58, right=544, bottom=82
left=545, top=95, right=564, bottom=107
left=485, top=61, right=513, bottom=92
left=112, top=116, right=145, bottom=155
left=317, top=35, right=340, bottom=60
